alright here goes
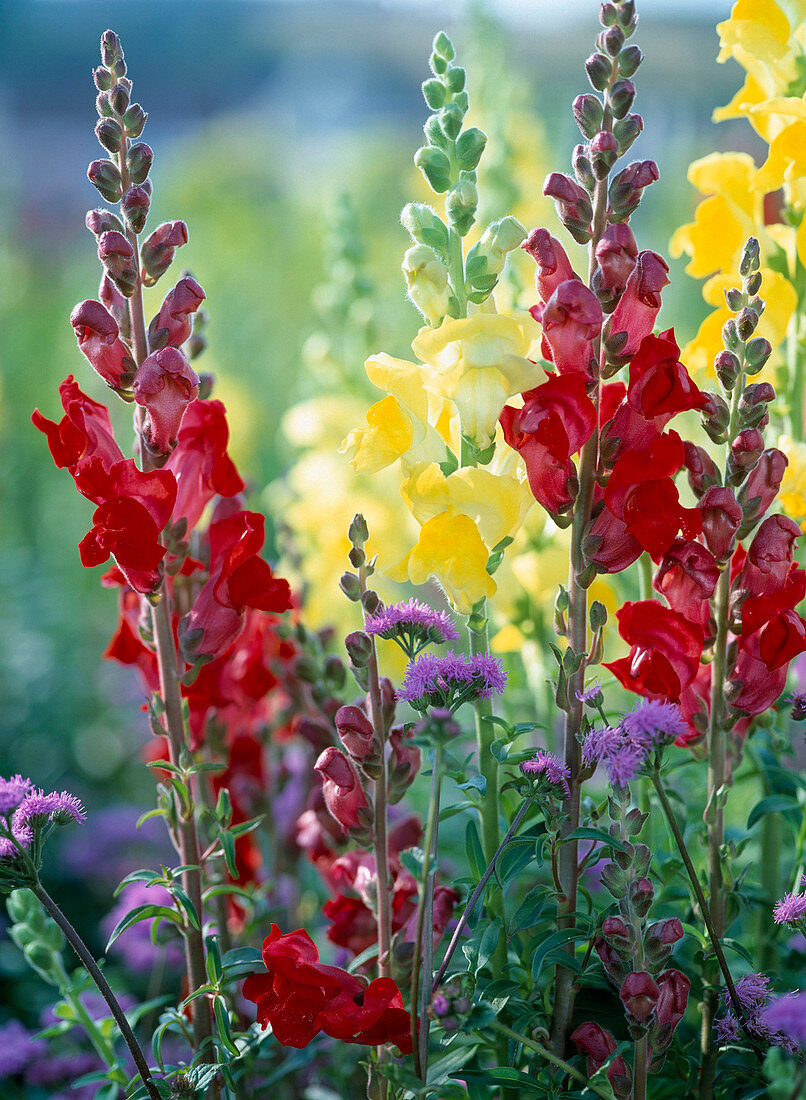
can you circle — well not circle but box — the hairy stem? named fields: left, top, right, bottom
left=432, top=798, right=531, bottom=992
left=411, top=745, right=443, bottom=1079
left=34, top=884, right=161, bottom=1100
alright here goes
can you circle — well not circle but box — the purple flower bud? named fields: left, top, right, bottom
left=126, top=141, right=153, bottom=186
left=121, top=186, right=150, bottom=234
left=87, top=158, right=123, bottom=203
left=620, top=970, right=660, bottom=1024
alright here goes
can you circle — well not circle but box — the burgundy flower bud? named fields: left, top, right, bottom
left=728, top=428, right=765, bottom=485
left=684, top=441, right=721, bottom=498
left=123, top=102, right=147, bottom=139
left=93, top=66, right=113, bottom=92
left=654, top=540, right=719, bottom=633
left=608, top=250, right=668, bottom=356
left=87, top=158, right=122, bottom=203
left=86, top=208, right=124, bottom=238
left=700, top=391, right=730, bottom=444
left=148, top=276, right=206, bottom=350
left=100, top=29, right=123, bottom=69
left=99, top=273, right=130, bottom=339
left=70, top=299, right=136, bottom=391
left=314, top=747, right=371, bottom=833
left=620, top=970, right=660, bottom=1024
left=121, top=186, right=150, bottom=235
left=609, top=78, right=635, bottom=119
left=388, top=725, right=421, bottom=801
left=714, top=350, right=741, bottom=390
left=613, top=112, right=642, bottom=155
left=126, top=141, right=153, bottom=186
left=595, top=934, right=628, bottom=985
left=630, top=876, right=654, bottom=917
left=542, top=280, right=603, bottom=375
left=653, top=968, right=691, bottom=1049
left=570, top=1021, right=616, bottom=1072
left=335, top=705, right=375, bottom=759
left=140, top=220, right=189, bottom=287
left=586, top=51, right=613, bottom=91
left=739, top=381, right=775, bottom=429
left=97, top=230, right=138, bottom=297
left=646, top=917, right=684, bottom=949
left=699, top=486, right=742, bottom=562
left=132, top=347, right=200, bottom=454
left=95, top=117, right=122, bottom=154
left=572, top=144, right=595, bottom=191
left=572, top=93, right=604, bottom=138
left=595, top=224, right=638, bottom=293
left=602, top=915, right=633, bottom=945
left=543, top=172, right=593, bottom=244
left=738, top=448, right=787, bottom=536
left=608, top=1057, right=634, bottom=1100
left=609, top=160, right=659, bottom=222
left=522, top=228, right=581, bottom=304
left=345, top=630, right=373, bottom=667
left=590, top=130, right=619, bottom=178
left=602, top=25, right=625, bottom=56
left=378, top=675, right=398, bottom=729
left=109, top=80, right=130, bottom=115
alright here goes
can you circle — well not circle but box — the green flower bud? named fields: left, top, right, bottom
left=466, top=216, right=526, bottom=282
left=608, top=79, right=635, bottom=120
left=402, top=244, right=450, bottom=323
left=126, top=142, right=153, bottom=186
left=736, top=306, right=759, bottom=340
left=454, top=127, right=486, bottom=172
left=423, top=114, right=449, bottom=150
left=585, top=51, right=613, bottom=91
left=445, top=179, right=478, bottom=237
left=348, top=513, right=369, bottom=545
left=414, top=146, right=452, bottom=193
left=400, top=202, right=450, bottom=256
left=95, top=117, right=122, bottom=154
left=446, top=66, right=465, bottom=93
left=339, top=572, right=361, bottom=601
left=724, top=286, right=743, bottom=312
left=573, top=93, right=604, bottom=139
left=123, top=103, right=147, bottom=139
left=433, top=31, right=455, bottom=61
left=109, top=80, right=130, bottom=115
left=87, top=159, right=123, bottom=203
left=612, top=113, right=642, bottom=155
left=739, top=236, right=760, bottom=277
left=744, top=336, right=772, bottom=375
left=422, top=78, right=446, bottom=110
left=619, top=44, right=642, bottom=76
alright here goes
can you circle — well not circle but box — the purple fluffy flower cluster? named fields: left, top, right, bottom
left=582, top=700, right=686, bottom=788
left=773, top=877, right=806, bottom=926
left=398, top=651, right=507, bottom=711
left=520, top=750, right=571, bottom=797
left=762, top=991, right=806, bottom=1048
left=0, top=777, right=86, bottom=862
left=714, top=973, right=799, bottom=1052
left=365, top=598, right=460, bottom=656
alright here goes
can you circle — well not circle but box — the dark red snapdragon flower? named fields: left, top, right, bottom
left=242, top=924, right=413, bottom=1053
left=522, top=227, right=580, bottom=303
left=539, top=280, right=603, bottom=376
left=608, top=250, right=669, bottom=357
left=149, top=275, right=206, bottom=349
left=314, top=747, right=371, bottom=833
left=604, top=600, right=704, bottom=702
left=133, top=347, right=200, bottom=455
left=70, top=299, right=136, bottom=391
left=165, top=399, right=245, bottom=531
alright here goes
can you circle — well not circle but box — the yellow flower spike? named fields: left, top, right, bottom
left=388, top=511, right=496, bottom=615
left=682, top=268, right=796, bottom=378
left=778, top=434, right=806, bottom=529
left=716, top=0, right=801, bottom=108
left=400, top=462, right=534, bottom=548
left=411, top=313, right=543, bottom=449
left=339, top=395, right=415, bottom=474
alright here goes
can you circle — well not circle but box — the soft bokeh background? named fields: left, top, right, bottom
left=0, top=0, right=742, bottom=1020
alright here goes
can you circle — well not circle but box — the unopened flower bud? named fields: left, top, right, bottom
left=388, top=725, right=421, bottom=801
left=335, top=705, right=376, bottom=759
left=140, top=220, right=188, bottom=286
left=97, top=230, right=138, bottom=296
left=612, top=112, right=642, bottom=155
left=684, top=441, right=721, bottom=498
left=739, top=236, right=760, bottom=277
left=608, top=160, right=659, bottom=222
left=595, top=935, right=628, bottom=984
left=121, top=186, right=150, bottom=234
left=619, top=44, right=642, bottom=76
left=572, top=93, right=604, bottom=139
left=95, top=117, right=122, bottom=154
left=595, top=223, right=637, bottom=295
left=100, top=29, right=122, bottom=69
left=738, top=448, right=787, bottom=537
left=630, top=876, right=654, bottom=917
left=572, top=144, right=595, bottom=191
left=714, top=349, right=741, bottom=390
left=736, top=306, right=759, bottom=341
left=700, top=392, right=730, bottom=444
left=86, top=208, right=124, bottom=237
left=744, top=335, right=772, bottom=376
left=739, top=381, right=775, bottom=429
left=87, top=158, right=122, bottom=203
left=415, top=145, right=451, bottom=193
left=445, top=178, right=478, bottom=237
left=109, top=80, right=130, bottom=115
left=602, top=24, right=625, bottom=55
left=590, top=130, right=619, bottom=178
left=345, top=630, right=372, bottom=666
left=455, top=126, right=486, bottom=172
left=402, top=244, right=450, bottom=323
left=600, top=2, right=618, bottom=25
left=601, top=860, right=627, bottom=898
left=93, top=66, right=113, bottom=91
left=602, top=915, right=632, bottom=943
left=126, top=141, right=153, bottom=186
left=544, top=172, right=593, bottom=244
left=585, top=50, right=612, bottom=90
left=314, top=747, right=371, bottom=833
left=608, top=78, right=635, bottom=119
left=728, top=428, right=764, bottom=485
left=620, top=971, right=660, bottom=1024
left=339, top=573, right=361, bottom=601
left=148, top=276, right=206, bottom=350
left=123, top=103, right=147, bottom=139
left=699, top=486, right=742, bottom=562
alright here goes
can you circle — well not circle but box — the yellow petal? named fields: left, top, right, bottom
left=390, top=511, right=496, bottom=616
left=339, top=395, right=414, bottom=473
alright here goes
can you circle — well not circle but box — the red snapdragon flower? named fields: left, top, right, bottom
left=242, top=924, right=413, bottom=1053
left=653, top=539, right=719, bottom=634
left=32, top=375, right=123, bottom=472
left=522, top=227, right=580, bottom=303
left=165, top=399, right=245, bottom=531
left=608, top=250, right=669, bottom=356
left=539, top=280, right=603, bottom=375
left=500, top=374, right=596, bottom=515
left=149, top=276, right=206, bottom=349
left=133, top=347, right=200, bottom=455
left=314, top=747, right=371, bottom=833
left=70, top=300, right=136, bottom=392
left=604, top=600, right=704, bottom=702
left=179, top=509, right=292, bottom=663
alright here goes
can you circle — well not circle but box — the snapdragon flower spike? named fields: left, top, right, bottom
left=132, top=346, right=200, bottom=455
left=520, top=750, right=570, bottom=797
left=398, top=651, right=507, bottom=712
left=364, top=597, right=460, bottom=658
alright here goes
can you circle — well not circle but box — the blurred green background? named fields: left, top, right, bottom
left=0, top=0, right=743, bottom=1016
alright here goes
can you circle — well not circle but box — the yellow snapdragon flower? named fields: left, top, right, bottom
left=778, top=432, right=806, bottom=527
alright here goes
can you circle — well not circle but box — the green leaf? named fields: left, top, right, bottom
left=458, top=1069, right=546, bottom=1093
left=465, top=820, right=486, bottom=882
left=213, top=995, right=241, bottom=1057
left=113, top=869, right=161, bottom=897
left=105, top=905, right=180, bottom=952
left=476, top=920, right=501, bottom=973
left=509, top=887, right=548, bottom=937
left=531, top=927, right=586, bottom=982
left=219, top=831, right=239, bottom=880
left=747, top=795, right=800, bottom=830
left=168, top=885, right=201, bottom=930
left=562, top=826, right=631, bottom=854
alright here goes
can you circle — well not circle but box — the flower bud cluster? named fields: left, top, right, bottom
left=573, top=788, right=690, bottom=1084
left=6, top=888, right=66, bottom=987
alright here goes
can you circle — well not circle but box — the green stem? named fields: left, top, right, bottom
left=33, top=884, right=161, bottom=1100
left=490, top=1021, right=614, bottom=1100
left=634, top=1034, right=648, bottom=1100
left=788, top=260, right=803, bottom=442
left=410, top=745, right=444, bottom=1079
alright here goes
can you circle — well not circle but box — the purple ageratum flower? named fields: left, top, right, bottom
left=774, top=888, right=806, bottom=925
left=621, top=699, right=687, bottom=748
left=731, top=972, right=772, bottom=1013
left=581, top=724, right=644, bottom=786
left=14, top=788, right=86, bottom=830
left=0, top=775, right=32, bottom=816
left=365, top=598, right=460, bottom=654
left=576, top=681, right=603, bottom=706
left=605, top=741, right=646, bottom=787
left=762, top=992, right=806, bottom=1048
left=0, top=1019, right=47, bottom=1078
left=520, top=750, right=570, bottom=796
left=398, top=651, right=507, bottom=711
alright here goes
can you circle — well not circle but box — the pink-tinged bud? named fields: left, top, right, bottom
left=121, top=186, right=150, bottom=234
left=388, top=725, right=421, bottom=802
left=522, top=228, right=580, bottom=303
left=595, top=224, right=637, bottom=293
left=608, top=250, right=669, bottom=357
left=314, top=747, right=371, bottom=832
left=543, top=172, right=594, bottom=244
left=699, top=486, right=742, bottom=562
left=86, top=208, right=124, bottom=238
left=335, top=705, right=376, bottom=759
left=647, top=918, right=684, bottom=948
left=654, top=968, right=691, bottom=1038
left=70, top=299, right=136, bottom=392
left=619, top=970, right=660, bottom=1024
left=602, top=916, right=632, bottom=941
left=149, top=277, right=206, bottom=350
left=684, top=442, right=721, bottom=499
left=99, top=273, right=130, bottom=340
left=608, top=1056, right=633, bottom=1100
left=728, top=428, right=765, bottom=485
left=378, top=675, right=397, bottom=727
left=140, top=220, right=188, bottom=287
left=739, top=448, right=787, bottom=534
left=630, top=876, right=654, bottom=917
left=739, top=381, right=775, bottom=429
left=97, top=230, right=138, bottom=297
left=87, top=158, right=122, bottom=203
left=126, top=141, right=153, bottom=186
left=595, top=934, right=628, bottom=985
left=541, top=280, right=603, bottom=376
left=132, top=347, right=199, bottom=454
left=570, top=1021, right=616, bottom=1072
left=590, top=130, right=619, bottom=178
left=609, top=159, right=659, bottom=221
